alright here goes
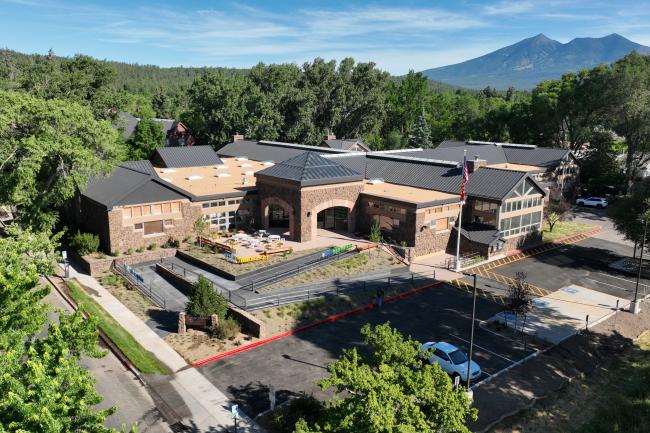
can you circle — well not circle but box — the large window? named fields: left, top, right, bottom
left=500, top=212, right=542, bottom=237
left=143, top=220, right=164, bottom=235
left=500, top=196, right=543, bottom=213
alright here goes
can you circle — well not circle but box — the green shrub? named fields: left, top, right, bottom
left=70, top=231, right=100, bottom=255
left=125, top=248, right=133, bottom=255
left=110, top=250, right=119, bottom=257
left=147, top=243, right=158, bottom=250
left=165, top=237, right=180, bottom=248
left=213, top=317, right=241, bottom=340
left=186, top=276, right=228, bottom=319
left=268, top=394, right=324, bottom=433
left=136, top=246, right=145, bottom=253
left=100, top=274, right=120, bottom=287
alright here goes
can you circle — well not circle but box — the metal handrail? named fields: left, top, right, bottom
left=114, top=262, right=167, bottom=309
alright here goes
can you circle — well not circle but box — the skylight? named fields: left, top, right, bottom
left=160, top=168, right=176, bottom=173
left=161, top=177, right=173, bottom=182
left=215, top=164, right=227, bottom=169
left=186, top=175, right=203, bottom=181
left=243, top=170, right=254, bottom=176
left=235, top=156, right=249, bottom=161
left=262, top=161, right=275, bottom=166
left=216, top=173, right=231, bottom=178
left=368, top=178, right=384, bottom=185
left=239, top=163, right=252, bottom=167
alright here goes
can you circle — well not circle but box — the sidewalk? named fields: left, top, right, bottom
left=62, top=263, right=264, bottom=433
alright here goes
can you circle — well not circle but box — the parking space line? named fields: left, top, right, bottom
left=585, top=278, right=631, bottom=292
left=448, top=334, right=515, bottom=363
left=597, top=272, right=650, bottom=288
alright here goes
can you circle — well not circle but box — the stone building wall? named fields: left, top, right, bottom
left=299, top=182, right=363, bottom=242
left=107, top=200, right=202, bottom=253
left=503, top=230, right=543, bottom=254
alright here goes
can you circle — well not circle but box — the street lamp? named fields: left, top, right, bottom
left=632, top=217, right=648, bottom=314
left=466, top=273, right=477, bottom=391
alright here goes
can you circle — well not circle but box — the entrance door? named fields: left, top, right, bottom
left=268, top=204, right=289, bottom=228
left=317, top=207, right=349, bottom=231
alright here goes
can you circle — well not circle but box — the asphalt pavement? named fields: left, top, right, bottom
left=196, top=283, right=536, bottom=417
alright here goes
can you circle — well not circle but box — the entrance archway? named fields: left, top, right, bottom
left=261, top=197, right=295, bottom=240
left=317, top=206, right=349, bottom=231
left=309, top=199, right=355, bottom=240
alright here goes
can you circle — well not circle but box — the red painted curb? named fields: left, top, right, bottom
left=192, top=281, right=443, bottom=367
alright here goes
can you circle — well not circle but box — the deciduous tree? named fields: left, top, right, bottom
left=295, top=323, right=476, bottom=433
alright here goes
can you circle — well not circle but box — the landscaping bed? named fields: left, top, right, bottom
left=64, top=280, right=169, bottom=375
left=179, top=244, right=325, bottom=276
left=542, top=220, right=597, bottom=242
left=98, top=272, right=160, bottom=322
left=261, top=249, right=403, bottom=292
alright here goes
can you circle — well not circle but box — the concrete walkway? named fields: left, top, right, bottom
left=63, top=263, right=264, bottom=433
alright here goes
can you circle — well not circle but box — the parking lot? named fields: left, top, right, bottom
left=196, top=283, right=536, bottom=417
left=489, top=236, right=649, bottom=300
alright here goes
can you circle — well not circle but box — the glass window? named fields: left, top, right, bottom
left=164, top=219, right=173, bottom=226
left=202, top=203, right=210, bottom=209
left=134, top=223, right=143, bottom=230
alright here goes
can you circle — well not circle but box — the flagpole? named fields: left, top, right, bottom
left=455, top=150, right=467, bottom=272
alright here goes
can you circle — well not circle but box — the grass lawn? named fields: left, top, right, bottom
left=65, top=280, right=169, bottom=375
left=261, top=250, right=404, bottom=292
left=543, top=220, right=597, bottom=242
left=180, top=244, right=325, bottom=276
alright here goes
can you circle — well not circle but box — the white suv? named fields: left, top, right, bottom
left=576, top=197, right=608, bottom=208
left=420, top=341, right=481, bottom=382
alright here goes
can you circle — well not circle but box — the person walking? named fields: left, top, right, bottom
left=376, top=287, right=385, bottom=308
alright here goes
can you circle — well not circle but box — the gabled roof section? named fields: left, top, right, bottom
left=322, top=139, right=369, bottom=152
left=255, top=152, right=364, bottom=186
left=82, top=160, right=188, bottom=209
left=217, top=140, right=352, bottom=164
left=392, top=145, right=508, bottom=166
left=453, top=225, right=503, bottom=246
left=323, top=153, right=368, bottom=175
left=151, top=145, right=222, bottom=168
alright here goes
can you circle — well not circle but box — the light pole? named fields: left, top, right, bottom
left=633, top=216, right=648, bottom=314
left=466, top=273, right=477, bottom=391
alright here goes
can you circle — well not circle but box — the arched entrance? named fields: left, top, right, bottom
left=261, top=196, right=295, bottom=240
left=317, top=206, right=349, bottom=231
left=309, top=199, right=355, bottom=240
left=269, top=204, right=289, bottom=228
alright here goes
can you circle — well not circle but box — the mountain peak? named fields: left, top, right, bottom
left=420, top=33, right=650, bottom=90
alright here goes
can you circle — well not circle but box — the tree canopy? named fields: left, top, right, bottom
left=0, top=90, right=123, bottom=229
left=295, top=323, right=476, bottom=433
left=128, top=119, right=165, bottom=160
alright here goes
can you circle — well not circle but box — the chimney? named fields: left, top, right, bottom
left=326, top=132, right=336, bottom=141
left=467, top=155, right=487, bottom=173
left=232, top=132, right=244, bottom=142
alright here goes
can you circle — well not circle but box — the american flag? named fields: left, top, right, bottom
left=460, top=154, right=469, bottom=201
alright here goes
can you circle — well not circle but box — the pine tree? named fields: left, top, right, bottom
left=409, top=109, right=432, bottom=148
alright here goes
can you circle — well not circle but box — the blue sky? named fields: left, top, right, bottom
left=2, top=0, right=650, bottom=74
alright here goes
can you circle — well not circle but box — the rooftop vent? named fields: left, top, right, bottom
left=239, top=163, right=252, bottom=168
left=215, top=164, right=227, bottom=169
left=186, top=175, right=203, bottom=181
left=216, top=173, right=231, bottom=178
left=235, top=156, right=249, bottom=161
left=368, top=178, right=385, bottom=185
left=243, top=170, right=254, bottom=176
left=160, top=168, right=176, bottom=173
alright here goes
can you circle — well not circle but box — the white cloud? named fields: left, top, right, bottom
left=483, top=1, right=535, bottom=15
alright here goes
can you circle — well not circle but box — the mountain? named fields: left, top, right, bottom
left=420, top=33, right=650, bottom=90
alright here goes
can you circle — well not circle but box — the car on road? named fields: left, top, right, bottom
left=420, top=341, right=481, bottom=382
left=576, top=197, right=608, bottom=208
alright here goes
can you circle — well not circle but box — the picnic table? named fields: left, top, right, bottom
left=268, top=234, right=281, bottom=241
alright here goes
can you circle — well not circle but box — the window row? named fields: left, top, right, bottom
left=500, top=196, right=543, bottom=213
left=205, top=211, right=245, bottom=231
left=124, top=202, right=180, bottom=218
left=134, top=219, right=174, bottom=235
left=426, top=204, right=460, bottom=215
left=201, top=197, right=254, bottom=209
left=499, top=212, right=542, bottom=237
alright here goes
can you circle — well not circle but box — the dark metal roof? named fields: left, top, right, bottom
left=465, top=167, right=532, bottom=201
left=82, top=161, right=188, bottom=209
left=217, top=140, right=349, bottom=164
left=393, top=145, right=508, bottom=166
left=151, top=145, right=222, bottom=168
left=453, top=225, right=503, bottom=246
left=502, top=146, right=571, bottom=167
left=323, top=153, right=368, bottom=175
left=255, top=152, right=364, bottom=186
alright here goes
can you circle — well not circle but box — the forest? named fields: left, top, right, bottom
left=1, top=47, right=649, bottom=196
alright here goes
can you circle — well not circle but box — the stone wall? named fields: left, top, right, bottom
left=503, top=230, right=543, bottom=254
left=71, top=247, right=177, bottom=276
left=107, top=201, right=202, bottom=253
